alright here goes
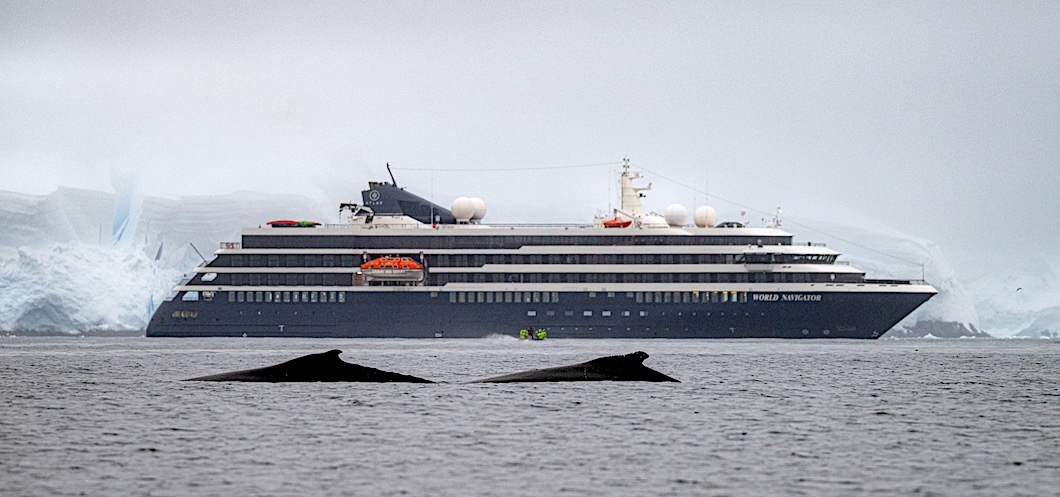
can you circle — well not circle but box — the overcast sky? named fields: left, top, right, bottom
left=2, top=1, right=1058, bottom=269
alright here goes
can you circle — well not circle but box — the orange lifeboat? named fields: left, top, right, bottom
left=359, top=256, right=426, bottom=282
left=603, top=218, right=632, bottom=228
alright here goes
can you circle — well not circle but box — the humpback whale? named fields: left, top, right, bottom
left=186, top=349, right=433, bottom=382
left=470, top=351, right=679, bottom=383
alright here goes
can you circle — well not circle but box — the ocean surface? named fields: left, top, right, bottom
left=1, top=337, right=1058, bottom=497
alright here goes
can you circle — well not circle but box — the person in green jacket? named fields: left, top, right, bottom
left=535, top=328, right=546, bottom=340
left=519, top=328, right=529, bottom=340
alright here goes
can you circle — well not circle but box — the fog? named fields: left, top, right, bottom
left=3, top=1, right=1058, bottom=271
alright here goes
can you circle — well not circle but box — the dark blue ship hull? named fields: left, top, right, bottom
left=146, top=290, right=931, bottom=339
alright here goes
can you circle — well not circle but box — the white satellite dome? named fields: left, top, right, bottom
left=694, top=205, right=718, bottom=228
left=451, top=197, right=475, bottom=223
left=470, top=197, right=486, bottom=222
left=664, top=204, right=687, bottom=227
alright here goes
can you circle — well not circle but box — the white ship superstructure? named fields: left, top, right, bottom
left=147, top=161, right=936, bottom=338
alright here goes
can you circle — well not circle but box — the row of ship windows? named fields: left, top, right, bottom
left=178, top=290, right=747, bottom=304
left=448, top=291, right=749, bottom=304
left=228, top=274, right=351, bottom=286
left=218, top=272, right=856, bottom=286
left=433, top=272, right=855, bottom=284
left=217, top=252, right=835, bottom=268
left=242, top=235, right=792, bottom=250
left=225, top=290, right=348, bottom=303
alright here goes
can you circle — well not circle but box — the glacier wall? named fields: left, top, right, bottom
left=0, top=187, right=332, bottom=334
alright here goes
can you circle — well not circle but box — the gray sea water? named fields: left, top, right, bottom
left=1, top=337, right=1058, bottom=497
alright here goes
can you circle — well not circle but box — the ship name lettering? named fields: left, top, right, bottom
left=752, top=294, right=821, bottom=302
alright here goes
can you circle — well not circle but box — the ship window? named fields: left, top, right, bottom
left=329, top=291, right=337, bottom=301
left=341, top=255, right=354, bottom=267
left=711, top=292, right=719, bottom=303
left=504, top=292, right=512, bottom=303
left=267, top=255, right=280, bottom=267
left=683, top=292, right=690, bottom=303
left=602, top=311, right=611, bottom=317
left=640, top=311, right=647, bottom=316
left=663, top=292, right=671, bottom=303
left=301, top=291, right=309, bottom=302
left=255, top=291, right=263, bottom=302
left=486, top=292, right=494, bottom=303
left=323, top=255, right=335, bottom=267
left=310, top=292, right=318, bottom=303
left=583, top=310, right=592, bottom=316
left=622, top=311, right=630, bottom=316
left=236, top=292, right=244, bottom=302
left=546, top=310, right=555, bottom=316
left=477, top=292, right=485, bottom=303
left=722, top=292, right=729, bottom=303
left=292, top=291, right=299, bottom=302
left=635, top=292, right=643, bottom=303
left=338, top=292, right=345, bottom=303
left=541, top=292, right=550, bottom=303
left=741, top=292, right=748, bottom=303
left=283, top=291, right=291, bottom=302
left=449, top=292, right=456, bottom=303
left=228, top=292, right=235, bottom=302
left=514, top=292, right=522, bottom=303
left=231, top=255, right=242, bottom=267
left=305, top=255, right=320, bottom=267
left=527, top=310, right=537, bottom=316
left=552, top=292, right=559, bottom=303
left=458, top=292, right=466, bottom=303
left=588, top=292, right=596, bottom=298
left=692, top=292, right=700, bottom=303
left=530, top=292, right=539, bottom=303
left=305, top=274, right=319, bottom=286
left=274, top=291, right=281, bottom=302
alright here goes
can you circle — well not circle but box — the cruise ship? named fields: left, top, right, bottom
left=146, top=161, right=936, bottom=338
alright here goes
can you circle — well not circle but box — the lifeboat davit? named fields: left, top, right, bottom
left=359, top=256, right=426, bottom=282
left=603, top=218, right=633, bottom=228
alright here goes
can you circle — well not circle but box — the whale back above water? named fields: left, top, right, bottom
left=471, top=351, right=679, bottom=383
left=186, top=349, right=433, bottom=383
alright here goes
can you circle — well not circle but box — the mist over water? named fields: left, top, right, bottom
left=3, top=337, right=1057, bottom=496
